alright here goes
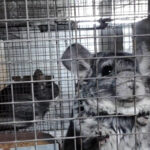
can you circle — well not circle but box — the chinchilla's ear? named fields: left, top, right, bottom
left=33, top=69, right=44, bottom=80
left=137, top=42, right=150, bottom=76
left=61, top=43, right=92, bottom=78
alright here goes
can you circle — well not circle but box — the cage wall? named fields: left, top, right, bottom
left=0, top=0, right=150, bottom=150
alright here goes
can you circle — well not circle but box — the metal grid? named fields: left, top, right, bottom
left=0, top=0, right=149, bottom=150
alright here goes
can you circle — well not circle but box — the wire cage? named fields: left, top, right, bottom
left=0, top=0, right=150, bottom=150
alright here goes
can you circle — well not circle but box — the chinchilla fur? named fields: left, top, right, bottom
left=0, top=69, right=59, bottom=130
left=61, top=43, right=150, bottom=150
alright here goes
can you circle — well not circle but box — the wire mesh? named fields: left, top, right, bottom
left=0, top=0, right=149, bottom=150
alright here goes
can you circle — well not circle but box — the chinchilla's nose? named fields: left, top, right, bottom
left=116, top=71, right=146, bottom=100
left=128, top=81, right=139, bottom=90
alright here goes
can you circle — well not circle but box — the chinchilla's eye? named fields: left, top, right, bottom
left=101, top=65, right=113, bottom=76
